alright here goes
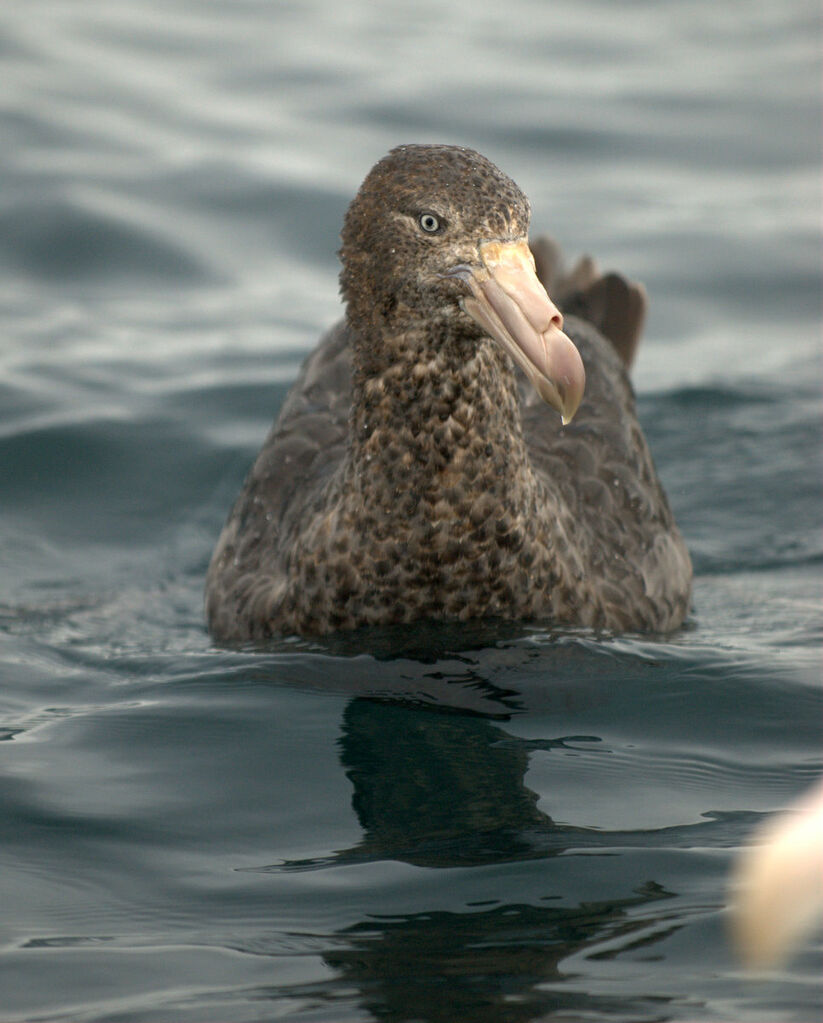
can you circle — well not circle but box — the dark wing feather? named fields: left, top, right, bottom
left=522, top=239, right=691, bottom=629
left=205, top=322, right=352, bottom=639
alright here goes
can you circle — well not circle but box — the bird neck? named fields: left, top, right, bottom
left=345, top=322, right=537, bottom=507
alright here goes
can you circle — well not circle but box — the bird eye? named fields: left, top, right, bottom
left=418, top=212, right=443, bottom=234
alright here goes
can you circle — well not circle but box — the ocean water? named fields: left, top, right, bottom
left=0, top=1, right=821, bottom=1020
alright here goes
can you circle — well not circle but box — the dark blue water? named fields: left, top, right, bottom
left=1, top=1, right=821, bottom=1020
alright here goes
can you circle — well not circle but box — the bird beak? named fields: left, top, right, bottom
left=457, top=239, right=585, bottom=424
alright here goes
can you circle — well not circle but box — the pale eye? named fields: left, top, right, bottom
left=418, top=212, right=442, bottom=234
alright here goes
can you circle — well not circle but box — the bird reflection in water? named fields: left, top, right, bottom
left=267, top=695, right=683, bottom=1022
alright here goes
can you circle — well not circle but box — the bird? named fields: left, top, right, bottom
left=730, top=779, right=823, bottom=970
left=205, top=144, right=692, bottom=641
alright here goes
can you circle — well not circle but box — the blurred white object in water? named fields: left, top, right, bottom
left=731, top=779, right=823, bottom=969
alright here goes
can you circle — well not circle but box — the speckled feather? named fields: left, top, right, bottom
left=206, top=145, right=691, bottom=640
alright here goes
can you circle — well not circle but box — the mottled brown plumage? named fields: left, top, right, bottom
left=206, top=144, right=691, bottom=640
